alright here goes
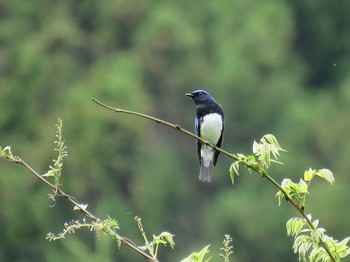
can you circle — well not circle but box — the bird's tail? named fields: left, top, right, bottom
left=199, top=161, right=213, bottom=182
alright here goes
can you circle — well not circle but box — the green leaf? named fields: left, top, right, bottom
left=181, top=245, right=211, bottom=262
left=309, top=247, right=325, bottom=262
left=253, top=134, right=286, bottom=170
left=310, top=228, right=326, bottom=241
left=336, top=237, right=350, bottom=258
left=298, top=179, right=308, bottom=194
left=293, top=235, right=313, bottom=255
left=276, top=179, right=293, bottom=206
left=229, top=162, right=239, bottom=186
left=263, top=134, right=284, bottom=150
left=156, top=232, right=175, bottom=249
left=312, top=219, right=319, bottom=229
left=252, top=141, right=261, bottom=155
left=276, top=190, right=284, bottom=206
left=315, top=169, right=335, bottom=185
left=42, top=170, right=55, bottom=177
left=286, top=218, right=304, bottom=237
left=337, top=237, right=350, bottom=249
left=304, top=168, right=315, bottom=182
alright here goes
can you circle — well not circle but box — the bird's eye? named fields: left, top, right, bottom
left=198, top=92, right=202, bottom=96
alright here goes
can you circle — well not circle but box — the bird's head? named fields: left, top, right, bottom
left=186, top=90, right=215, bottom=105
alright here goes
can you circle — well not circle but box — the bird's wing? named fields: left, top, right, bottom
left=213, top=127, right=224, bottom=166
left=213, top=119, right=224, bottom=166
left=195, top=116, right=201, bottom=164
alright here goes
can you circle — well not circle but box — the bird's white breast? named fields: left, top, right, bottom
left=199, top=113, right=223, bottom=167
left=200, top=113, right=223, bottom=144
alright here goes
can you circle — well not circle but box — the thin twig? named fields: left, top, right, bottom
left=91, top=98, right=239, bottom=161
left=91, top=97, right=337, bottom=262
left=13, top=156, right=156, bottom=262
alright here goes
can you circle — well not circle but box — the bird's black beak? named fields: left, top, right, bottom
left=186, top=93, right=194, bottom=98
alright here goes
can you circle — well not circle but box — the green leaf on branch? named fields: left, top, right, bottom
left=253, top=134, right=285, bottom=171
left=304, top=168, right=316, bottom=182
left=229, top=161, right=240, bottom=186
left=286, top=213, right=350, bottom=261
left=315, top=169, right=335, bottom=185
left=286, top=218, right=304, bottom=237
left=336, top=237, right=350, bottom=258
left=276, top=178, right=308, bottom=207
left=293, top=235, right=313, bottom=260
left=151, top=231, right=175, bottom=249
left=303, top=168, right=334, bottom=185
left=181, top=244, right=211, bottom=262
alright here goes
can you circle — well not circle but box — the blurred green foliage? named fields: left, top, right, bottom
left=1, top=0, right=350, bottom=261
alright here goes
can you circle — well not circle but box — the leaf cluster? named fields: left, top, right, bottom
left=276, top=168, right=349, bottom=261
left=227, top=134, right=349, bottom=262
left=229, top=134, right=284, bottom=184
left=276, top=168, right=335, bottom=209
left=287, top=216, right=350, bottom=261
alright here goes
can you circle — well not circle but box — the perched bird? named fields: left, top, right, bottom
left=186, top=90, right=224, bottom=182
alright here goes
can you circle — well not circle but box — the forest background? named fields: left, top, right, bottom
left=1, top=1, right=350, bottom=261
